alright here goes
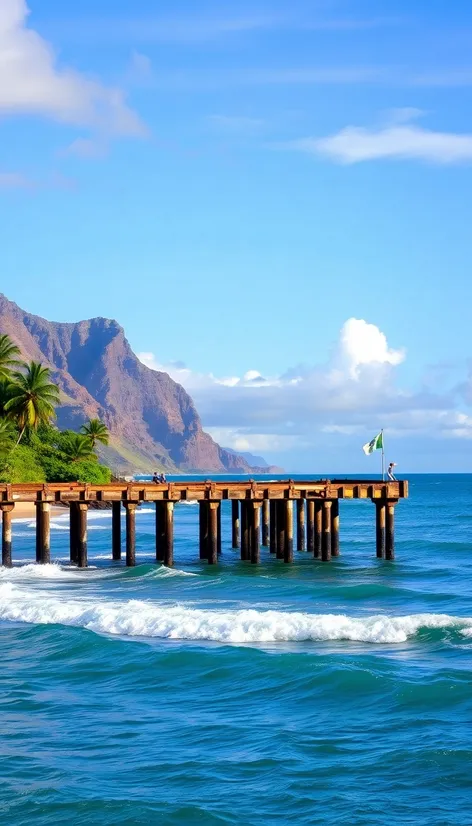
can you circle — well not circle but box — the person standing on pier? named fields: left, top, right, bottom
left=387, top=462, right=397, bottom=481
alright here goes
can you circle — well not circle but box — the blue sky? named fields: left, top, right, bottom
left=2, top=0, right=472, bottom=471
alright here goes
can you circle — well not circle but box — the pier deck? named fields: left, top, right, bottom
left=0, top=479, right=408, bottom=568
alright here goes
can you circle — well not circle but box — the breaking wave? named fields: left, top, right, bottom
left=1, top=581, right=471, bottom=645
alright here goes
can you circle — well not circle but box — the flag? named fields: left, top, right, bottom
left=363, top=431, right=383, bottom=455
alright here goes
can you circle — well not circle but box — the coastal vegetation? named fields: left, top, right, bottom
left=0, top=334, right=112, bottom=483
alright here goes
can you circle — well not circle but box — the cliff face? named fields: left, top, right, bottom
left=0, top=294, right=253, bottom=474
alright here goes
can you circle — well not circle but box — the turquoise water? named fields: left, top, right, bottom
left=1, top=474, right=472, bottom=825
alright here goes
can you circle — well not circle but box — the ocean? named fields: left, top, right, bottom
left=1, top=474, right=471, bottom=825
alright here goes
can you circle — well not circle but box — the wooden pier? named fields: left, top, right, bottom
left=0, top=479, right=408, bottom=568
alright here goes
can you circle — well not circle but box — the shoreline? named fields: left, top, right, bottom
left=5, top=502, right=67, bottom=521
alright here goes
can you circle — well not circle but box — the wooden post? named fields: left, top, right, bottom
left=125, top=502, right=137, bottom=567
left=217, top=500, right=222, bottom=556
left=386, top=501, right=396, bottom=560
left=262, top=499, right=270, bottom=547
left=199, top=501, right=209, bottom=559
left=70, top=503, right=78, bottom=564
left=35, top=501, right=42, bottom=563
left=322, top=500, right=332, bottom=562
left=331, top=499, right=340, bottom=557
left=375, top=501, right=386, bottom=559
left=269, top=500, right=277, bottom=554
left=208, top=502, right=219, bottom=565
left=36, top=502, right=51, bottom=565
left=250, top=502, right=262, bottom=564
left=231, top=500, right=240, bottom=549
left=241, top=501, right=250, bottom=561
left=284, top=500, right=294, bottom=563
left=112, top=501, right=122, bottom=561
left=1, top=504, right=14, bottom=568
left=156, top=502, right=166, bottom=562
left=314, top=501, right=322, bottom=559
left=307, top=500, right=315, bottom=555
left=276, top=500, right=285, bottom=560
left=77, top=503, right=88, bottom=569
left=296, top=499, right=306, bottom=551
left=164, top=501, right=174, bottom=567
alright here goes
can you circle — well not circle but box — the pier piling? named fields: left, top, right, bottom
left=241, top=501, right=250, bottom=561
left=35, top=502, right=42, bottom=563
left=125, top=503, right=137, bottom=567
left=112, top=501, right=122, bottom=561
left=276, top=501, right=285, bottom=560
left=262, top=499, right=270, bottom=547
left=208, top=503, right=219, bottom=565
left=375, top=501, right=386, bottom=559
left=199, top=501, right=209, bottom=559
left=232, top=500, right=240, bottom=549
left=284, top=500, right=294, bottom=563
left=69, top=503, right=78, bottom=564
left=314, top=501, right=322, bottom=559
left=307, top=500, right=315, bottom=555
left=36, top=502, right=51, bottom=565
left=386, top=501, right=396, bottom=561
left=250, top=502, right=262, bottom=564
left=1, top=504, right=14, bottom=568
left=156, top=502, right=166, bottom=562
left=77, top=504, right=88, bottom=568
left=163, top=501, right=174, bottom=567
left=322, top=501, right=332, bottom=562
left=296, top=499, right=306, bottom=552
left=269, top=501, right=277, bottom=554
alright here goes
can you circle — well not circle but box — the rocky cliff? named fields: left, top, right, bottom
left=0, top=294, right=256, bottom=475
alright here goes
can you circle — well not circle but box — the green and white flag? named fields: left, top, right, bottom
left=363, top=431, right=383, bottom=455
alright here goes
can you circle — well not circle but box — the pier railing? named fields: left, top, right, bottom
left=0, top=479, right=408, bottom=568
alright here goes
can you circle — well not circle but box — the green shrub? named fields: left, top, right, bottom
left=0, top=444, right=46, bottom=483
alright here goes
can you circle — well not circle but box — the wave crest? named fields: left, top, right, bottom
left=0, top=583, right=471, bottom=645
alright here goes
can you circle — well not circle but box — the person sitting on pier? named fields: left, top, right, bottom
left=387, top=462, right=397, bottom=481
left=152, top=471, right=159, bottom=484
left=159, top=472, right=167, bottom=484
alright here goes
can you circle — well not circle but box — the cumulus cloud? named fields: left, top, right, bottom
left=291, top=110, right=472, bottom=165
left=336, top=318, right=405, bottom=378
left=0, top=0, right=144, bottom=137
left=138, top=317, right=472, bottom=460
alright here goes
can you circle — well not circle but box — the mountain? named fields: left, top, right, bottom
left=223, top=448, right=284, bottom=474
left=0, top=294, right=260, bottom=475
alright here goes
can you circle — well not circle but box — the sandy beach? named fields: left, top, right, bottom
left=5, top=502, right=67, bottom=521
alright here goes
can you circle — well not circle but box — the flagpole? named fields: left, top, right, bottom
left=381, top=429, right=385, bottom=481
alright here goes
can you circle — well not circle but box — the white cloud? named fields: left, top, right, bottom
left=336, top=318, right=405, bottom=379
left=292, top=112, right=472, bottom=165
left=138, top=317, right=472, bottom=460
left=0, top=0, right=145, bottom=137
left=137, top=317, right=472, bottom=471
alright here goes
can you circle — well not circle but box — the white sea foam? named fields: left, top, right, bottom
left=0, top=582, right=471, bottom=645
left=0, top=563, right=79, bottom=580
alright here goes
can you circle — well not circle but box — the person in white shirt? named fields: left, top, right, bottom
left=387, top=462, right=397, bottom=481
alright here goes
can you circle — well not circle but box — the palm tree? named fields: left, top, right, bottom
left=61, top=433, right=95, bottom=462
left=5, top=361, right=60, bottom=444
left=0, top=379, right=13, bottom=418
left=0, top=420, right=15, bottom=458
left=80, top=418, right=109, bottom=449
left=0, top=335, right=21, bottom=381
